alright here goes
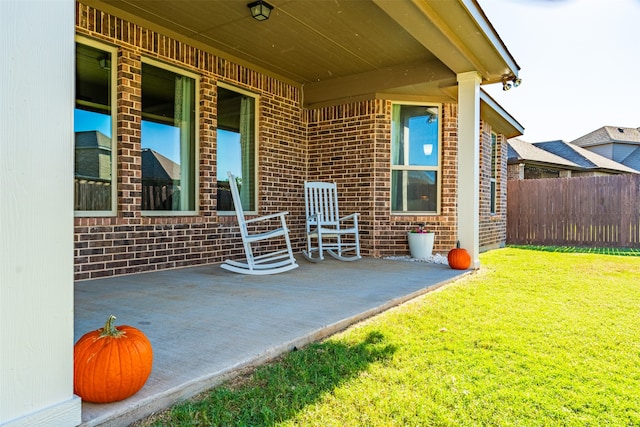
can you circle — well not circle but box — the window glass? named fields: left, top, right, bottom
left=141, top=62, right=196, bottom=212
left=216, top=86, right=256, bottom=212
left=391, top=104, right=440, bottom=213
left=74, top=42, right=114, bottom=213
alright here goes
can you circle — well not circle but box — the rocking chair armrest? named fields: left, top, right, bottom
left=338, top=212, right=360, bottom=222
left=245, top=211, right=289, bottom=224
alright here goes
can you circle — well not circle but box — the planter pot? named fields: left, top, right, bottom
left=407, top=232, right=435, bottom=259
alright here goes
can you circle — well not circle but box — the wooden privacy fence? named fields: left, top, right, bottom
left=507, top=174, right=640, bottom=248
left=75, top=178, right=111, bottom=211
left=142, top=184, right=179, bottom=210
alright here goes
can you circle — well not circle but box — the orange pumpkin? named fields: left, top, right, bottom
left=74, top=315, right=153, bottom=403
left=448, top=241, right=471, bottom=270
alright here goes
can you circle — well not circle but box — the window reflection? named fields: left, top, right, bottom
left=216, top=86, right=256, bottom=212
left=74, top=42, right=113, bottom=212
left=391, top=104, right=441, bottom=213
left=141, top=62, right=196, bottom=211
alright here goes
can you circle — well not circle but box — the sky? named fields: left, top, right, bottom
left=480, top=0, right=640, bottom=143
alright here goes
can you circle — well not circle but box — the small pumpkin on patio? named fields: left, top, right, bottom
left=448, top=241, right=471, bottom=270
left=74, top=315, right=153, bottom=403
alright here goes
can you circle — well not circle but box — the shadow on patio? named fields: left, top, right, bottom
left=74, top=255, right=469, bottom=426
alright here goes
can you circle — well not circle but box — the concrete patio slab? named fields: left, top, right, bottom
left=74, top=256, right=469, bottom=426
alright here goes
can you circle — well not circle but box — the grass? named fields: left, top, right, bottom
left=508, top=244, right=640, bottom=256
left=136, top=248, right=640, bottom=426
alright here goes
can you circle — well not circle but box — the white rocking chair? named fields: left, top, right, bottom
left=303, top=181, right=361, bottom=262
left=221, top=171, right=298, bottom=275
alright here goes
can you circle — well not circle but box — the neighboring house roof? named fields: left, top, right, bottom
left=570, top=125, right=640, bottom=172
left=141, top=148, right=181, bottom=181
left=572, top=126, right=640, bottom=148
left=508, top=138, right=579, bottom=168
left=533, top=140, right=638, bottom=174
left=75, top=130, right=111, bottom=149
left=621, top=146, right=640, bottom=171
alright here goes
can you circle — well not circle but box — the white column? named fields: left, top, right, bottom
left=0, top=1, right=81, bottom=426
left=456, top=72, right=482, bottom=269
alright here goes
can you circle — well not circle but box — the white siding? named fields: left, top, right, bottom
left=613, top=144, right=638, bottom=163
left=589, top=143, right=614, bottom=160
left=0, top=1, right=81, bottom=425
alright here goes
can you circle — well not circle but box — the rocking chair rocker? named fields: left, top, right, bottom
left=303, top=181, right=361, bottom=262
left=221, top=171, right=298, bottom=275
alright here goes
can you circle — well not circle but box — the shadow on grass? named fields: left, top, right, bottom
left=151, top=331, right=396, bottom=426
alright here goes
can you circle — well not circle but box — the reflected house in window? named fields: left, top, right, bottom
left=75, top=131, right=112, bottom=180
left=74, top=130, right=112, bottom=210
left=142, top=148, right=181, bottom=210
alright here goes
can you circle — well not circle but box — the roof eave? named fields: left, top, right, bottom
left=480, top=90, right=524, bottom=138
left=507, top=159, right=583, bottom=171
left=374, top=0, right=520, bottom=84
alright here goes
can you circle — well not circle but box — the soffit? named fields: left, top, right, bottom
left=84, top=0, right=519, bottom=107
left=480, top=90, right=524, bottom=139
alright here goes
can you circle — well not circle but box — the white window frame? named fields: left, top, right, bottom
left=74, top=36, right=118, bottom=217
left=390, top=102, right=442, bottom=215
left=216, top=82, right=259, bottom=216
left=140, top=57, right=200, bottom=217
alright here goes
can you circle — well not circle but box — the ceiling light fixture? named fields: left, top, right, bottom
left=248, top=0, right=274, bottom=21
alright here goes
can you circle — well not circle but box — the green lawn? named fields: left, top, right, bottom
left=137, top=248, right=640, bottom=426
left=508, top=245, right=640, bottom=256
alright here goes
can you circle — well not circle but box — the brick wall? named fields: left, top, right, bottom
left=75, top=4, right=306, bottom=280
left=306, top=101, right=462, bottom=257
left=478, top=124, right=507, bottom=250
left=74, top=3, right=509, bottom=280
left=525, top=166, right=561, bottom=179
left=306, top=102, right=381, bottom=256
left=507, top=163, right=524, bottom=180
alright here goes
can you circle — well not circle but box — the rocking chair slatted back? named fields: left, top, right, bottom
left=303, top=181, right=361, bottom=262
left=305, top=182, right=340, bottom=226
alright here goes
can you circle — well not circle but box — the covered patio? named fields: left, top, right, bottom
left=1, top=1, right=524, bottom=425
left=75, top=257, right=469, bottom=426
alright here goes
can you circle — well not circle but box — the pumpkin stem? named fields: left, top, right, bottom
left=99, top=315, right=125, bottom=338
left=456, top=240, right=461, bottom=249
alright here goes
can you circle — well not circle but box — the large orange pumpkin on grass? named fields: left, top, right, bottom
left=74, top=315, right=153, bottom=403
left=448, top=241, right=471, bottom=270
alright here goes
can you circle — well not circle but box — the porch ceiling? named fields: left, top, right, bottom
left=84, top=0, right=519, bottom=107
